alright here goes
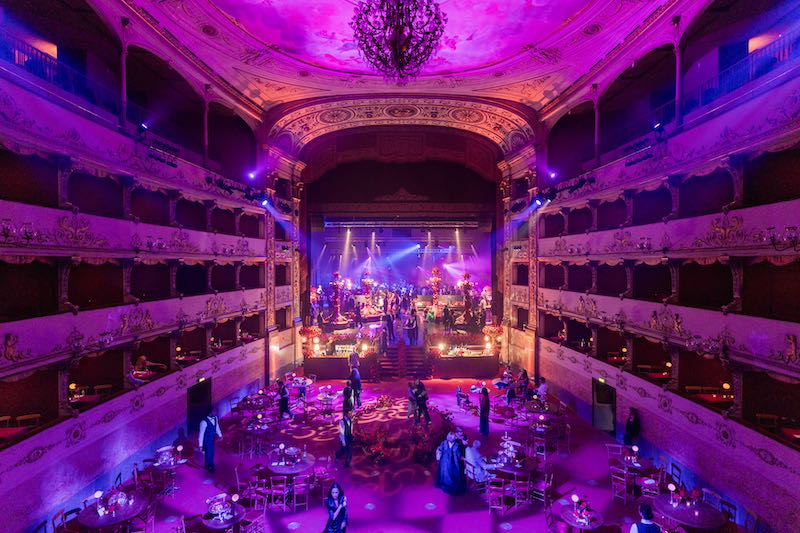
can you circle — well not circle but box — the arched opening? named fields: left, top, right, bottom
left=208, top=102, right=257, bottom=184
left=547, top=101, right=594, bottom=181
left=599, top=45, right=675, bottom=155
left=125, top=46, right=204, bottom=158
left=0, top=0, right=121, bottom=114
left=680, top=0, right=799, bottom=115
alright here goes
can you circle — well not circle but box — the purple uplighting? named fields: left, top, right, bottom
left=0, top=0, right=798, bottom=532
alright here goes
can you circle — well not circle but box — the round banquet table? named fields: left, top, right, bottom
left=492, top=378, right=512, bottom=390
left=621, top=455, right=653, bottom=472
left=153, top=459, right=187, bottom=471
left=653, top=494, right=728, bottom=530
left=267, top=453, right=316, bottom=475
left=495, top=457, right=538, bottom=479
left=202, top=503, right=246, bottom=530
left=559, top=506, right=605, bottom=531
left=77, top=491, right=149, bottom=530
left=287, top=378, right=313, bottom=389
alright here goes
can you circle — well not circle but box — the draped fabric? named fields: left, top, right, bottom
left=0, top=255, right=55, bottom=265
left=435, top=440, right=466, bottom=495
left=749, top=255, right=799, bottom=266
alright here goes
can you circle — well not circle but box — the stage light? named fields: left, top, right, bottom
left=438, top=343, right=445, bottom=351
left=248, top=172, right=256, bottom=179
left=598, top=377, right=605, bottom=383
left=198, top=377, right=205, bottom=383
left=549, top=171, right=557, bottom=179
left=361, top=343, right=369, bottom=351
left=484, top=335, right=490, bottom=342
left=534, top=198, right=543, bottom=206
left=653, top=122, right=662, bottom=130
left=137, top=123, right=148, bottom=135
left=416, top=244, right=421, bottom=249
left=485, top=342, right=492, bottom=350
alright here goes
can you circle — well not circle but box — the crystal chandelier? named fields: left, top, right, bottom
left=351, top=0, right=447, bottom=83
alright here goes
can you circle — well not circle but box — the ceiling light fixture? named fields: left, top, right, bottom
left=351, top=0, right=447, bottom=84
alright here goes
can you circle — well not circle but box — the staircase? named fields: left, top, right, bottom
left=404, top=346, right=431, bottom=379
left=378, top=346, right=400, bottom=379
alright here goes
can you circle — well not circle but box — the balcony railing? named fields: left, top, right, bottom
left=0, top=27, right=119, bottom=117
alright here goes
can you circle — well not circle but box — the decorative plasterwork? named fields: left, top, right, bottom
left=268, top=97, right=535, bottom=155
left=539, top=339, right=800, bottom=527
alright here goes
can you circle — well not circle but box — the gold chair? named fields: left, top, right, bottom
left=292, top=474, right=311, bottom=512
left=487, top=478, right=513, bottom=515
left=531, top=462, right=554, bottom=502
left=610, top=466, right=631, bottom=504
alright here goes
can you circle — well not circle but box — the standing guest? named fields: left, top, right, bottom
left=349, top=367, right=362, bottom=408
left=442, top=306, right=452, bottom=333
left=378, top=328, right=388, bottom=355
left=198, top=408, right=223, bottom=473
left=354, top=303, right=363, bottom=328
left=277, top=380, right=293, bottom=420
left=407, top=382, right=418, bottom=420
left=410, top=310, right=419, bottom=345
left=414, top=379, right=431, bottom=425
left=348, top=350, right=360, bottom=369
left=624, top=408, right=641, bottom=446
left=335, top=413, right=354, bottom=467
left=505, top=386, right=517, bottom=406
left=404, top=315, right=415, bottom=345
left=629, top=503, right=661, bottom=533
left=317, top=311, right=324, bottom=329
left=385, top=313, right=395, bottom=342
left=465, top=440, right=496, bottom=483
left=435, top=432, right=466, bottom=495
left=537, top=376, right=548, bottom=398
left=323, top=482, right=348, bottom=533
left=479, top=387, right=490, bottom=437
left=342, top=380, right=354, bottom=416
left=518, top=368, right=530, bottom=395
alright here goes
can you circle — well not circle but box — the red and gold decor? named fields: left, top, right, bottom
left=428, top=267, right=441, bottom=317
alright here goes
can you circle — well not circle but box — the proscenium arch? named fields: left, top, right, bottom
left=264, top=96, right=542, bottom=158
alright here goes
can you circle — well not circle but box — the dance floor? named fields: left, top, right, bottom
left=154, top=379, right=644, bottom=532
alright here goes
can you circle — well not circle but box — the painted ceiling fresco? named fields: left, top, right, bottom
left=210, top=0, right=591, bottom=74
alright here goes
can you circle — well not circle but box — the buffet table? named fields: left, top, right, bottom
left=433, top=352, right=499, bottom=379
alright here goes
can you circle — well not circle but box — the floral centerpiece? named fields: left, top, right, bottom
left=571, top=494, right=594, bottom=523
left=668, top=484, right=702, bottom=506
left=482, top=325, right=503, bottom=339
left=299, top=326, right=322, bottom=339
left=95, top=488, right=133, bottom=516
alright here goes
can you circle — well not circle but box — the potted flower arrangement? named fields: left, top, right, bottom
left=571, top=494, right=593, bottom=523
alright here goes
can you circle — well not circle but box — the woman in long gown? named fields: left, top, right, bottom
left=479, top=387, right=490, bottom=437
left=323, top=482, right=348, bottom=532
left=435, top=432, right=466, bottom=495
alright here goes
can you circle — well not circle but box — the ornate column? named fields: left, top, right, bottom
left=234, top=262, right=242, bottom=290
left=234, top=317, right=243, bottom=345
left=204, top=200, right=215, bottom=233
left=234, top=208, right=244, bottom=236
left=674, top=43, right=684, bottom=128
left=665, top=259, right=681, bottom=304
left=666, top=345, right=680, bottom=390
left=57, top=257, right=72, bottom=313
left=724, top=258, right=743, bottom=314
left=206, top=261, right=215, bottom=293
left=622, top=333, right=635, bottom=372
left=168, top=259, right=179, bottom=298
left=168, top=190, right=180, bottom=226
left=202, top=87, right=211, bottom=168
left=622, top=190, right=635, bottom=226
left=169, top=333, right=179, bottom=371
left=622, top=260, right=634, bottom=298
left=121, top=176, right=135, bottom=220
left=665, top=175, right=682, bottom=222
left=593, top=97, right=601, bottom=165
left=588, top=199, right=599, bottom=232
left=119, top=44, right=128, bottom=129
left=122, top=259, right=136, bottom=303
left=588, top=261, right=598, bottom=294
left=560, top=263, right=569, bottom=291
left=56, top=156, right=72, bottom=209
left=57, top=364, right=73, bottom=417
left=589, top=324, right=599, bottom=359
left=122, top=345, right=135, bottom=390
left=722, top=155, right=745, bottom=212
left=560, top=208, right=570, bottom=236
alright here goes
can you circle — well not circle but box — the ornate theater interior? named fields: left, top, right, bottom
left=0, top=0, right=798, bottom=531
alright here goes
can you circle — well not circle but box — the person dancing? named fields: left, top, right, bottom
left=323, top=482, right=348, bottom=532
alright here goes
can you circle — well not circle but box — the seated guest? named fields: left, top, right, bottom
left=455, top=386, right=470, bottom=407
left=464, top=440, right=496, bottom=482
left=537, top=377, right=548, bottom=398
left=629, top=503, right=661, bottom=533
left=407, top=382, right=418, bottom=419
left=518, top=368, right=530, bottom=394
left=506, top=386, right=517, bottom=406
left=134, top=355, right=165, bottom=373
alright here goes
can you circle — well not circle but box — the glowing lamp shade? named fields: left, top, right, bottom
left=571, top=494, right=580, bottom=503
left=621, top=347, right=628, bottom=353
left=175, top=346, right=182, bottom=352
left=69, top=383, right=77, bottom=391
left=231, top=493, right=240, bottom=502
left=279, top=443, right=285, bottom=450
left=93, top=490, right=103, bottom=499
left=438, top=343, right=445, bottom=351
left=257, top=413, right=263, bottom=420
left=176, top=445, right=184, bottom=452
left=668, top=483, right=677, bottom=492
left=665, top=361, right=673, bottom=368
left=631, top=445, right=639, bottom=453
left=538, top=414, right=545, bottom=421
left=722, top=382, right=731, bottom=390
left=361, top=343, right=369, bottom=351
left=258, top=388, right=264, bottom=395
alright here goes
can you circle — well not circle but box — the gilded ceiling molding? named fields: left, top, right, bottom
left=267, top=97, right=536, bottom=156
